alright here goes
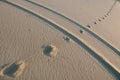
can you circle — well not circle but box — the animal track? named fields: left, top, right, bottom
left=63, top=36, right=71, bottom=42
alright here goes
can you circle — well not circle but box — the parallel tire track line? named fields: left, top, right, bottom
left=27, top=0, right=120, bottom=56
left=3, top=0, right=120, bottom=79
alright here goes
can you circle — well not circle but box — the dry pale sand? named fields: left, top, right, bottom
left=0, top=0, right=120, bottom=80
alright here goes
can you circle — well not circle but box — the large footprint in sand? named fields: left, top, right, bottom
left=43, top=44, right=58, bottom=57
left=0, top=60, right=25, bottom=78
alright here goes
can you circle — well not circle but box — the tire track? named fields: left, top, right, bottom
left=2, top=0, right=120, bottom=79
left=27, top=0, right=120, bottom=56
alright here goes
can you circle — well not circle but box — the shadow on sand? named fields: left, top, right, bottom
left=1, top=0, right=120, bottom=80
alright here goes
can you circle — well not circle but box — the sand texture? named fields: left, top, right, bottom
left=0, top=0, right=120, bottom=80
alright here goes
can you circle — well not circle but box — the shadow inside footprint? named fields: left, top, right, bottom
left=102, top=17, right=105, bottom=19
left=104, top=15, right=107, bottom=17
left=86, top=25, right=91, bottom=28
left=0, top=61, right=25, bottom=78
left=63, top=36, right=71, bottom=42
left=43, top=45, right=58, bottom=57
left=3, top=64, right=19, bottom=77
left=98, top=19, right=101, bottom=22
left=80, top=29, right=83, bottom=34
left=94, top=22, right=97, bottom=24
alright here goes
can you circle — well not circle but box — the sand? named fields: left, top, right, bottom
left=0, top=0, right=120, bottom=80
left=0, top=60, right=25, bottom=78
left=43, top=44, right=58, bottom=57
